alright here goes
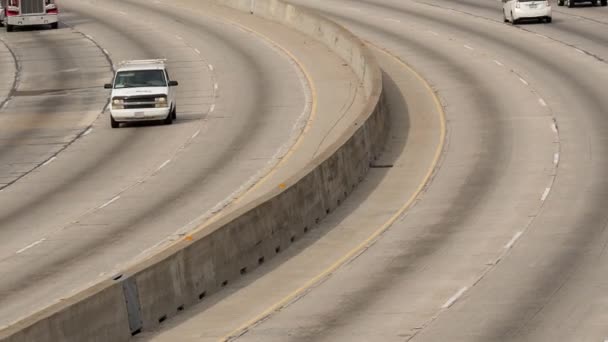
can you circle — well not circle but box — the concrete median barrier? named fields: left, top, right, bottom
left=0, top=0, right=386, bottom=341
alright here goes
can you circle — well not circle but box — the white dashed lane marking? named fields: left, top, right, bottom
left=541, top=187, right=551, bottom=201
left=157, top=160, right=171, bottom=171
left=464, top=44, right=474, bottom=50
left=442, top=287, right=468, bottom=309
left=504, top=231, right=523, bottom=249
left=210, top=104, right=215, bottom=113
left=539, top=98, right=547, bottom=107
left=554, top=152, right=559, bottom=165
left=42, top=157, right=56, bottom=167
left=519, top=77, right=529, bottom=86
left=16, top=238, right=46, bottom=254
left=100, top=195, right=120, bottom=209
left=494, top=59, right=504, bottom=67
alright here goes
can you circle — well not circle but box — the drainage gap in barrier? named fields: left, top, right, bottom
left=304, top=226, right=309, bottom=233
left=275, top=246, right=281, bottom=254
left=221, top=280, right=228, bottom=287
left=290, top=236, right=296, bottom=243
left=258, top=256, right=265, bottom=265
left=158, top=315, right=167, bottom=324
left=199, top=291, right=207, bottom=300
left=315, top=218, right=320, bottom=224
left=370, top=164, right=394, bottom=168
left=337, top=199, right=341, bottom=206
left=240, top=267, right=247, bottom=275
left=177, top=305, right=184, bottom=312
left=131, top=329, right=142, bottom=337
left=113, top=274, right=123, bottom=281
left=326, top=208, right=330, bottom=214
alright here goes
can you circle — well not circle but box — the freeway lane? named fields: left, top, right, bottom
left=0, top=0, right=312, bottom=328
left=191, top=0, right=608, bottom=341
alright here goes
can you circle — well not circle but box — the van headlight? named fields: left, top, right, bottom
left=155, top=96, right=168, bottom=108
left=112, top=98, right=124, bottom=109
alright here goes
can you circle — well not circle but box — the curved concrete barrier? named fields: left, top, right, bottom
left=0, top=1, right=387, bottom=341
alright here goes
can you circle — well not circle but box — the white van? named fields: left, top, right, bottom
left=104, top=60, right=179, bottom=128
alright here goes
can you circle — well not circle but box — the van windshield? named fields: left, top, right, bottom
left=114, top=70, right=167, bottom=88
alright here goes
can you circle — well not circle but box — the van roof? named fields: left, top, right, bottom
left=116, top=59, right=167, bottom=72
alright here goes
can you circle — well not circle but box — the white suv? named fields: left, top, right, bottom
left=104, top=59, right=178, bottom=128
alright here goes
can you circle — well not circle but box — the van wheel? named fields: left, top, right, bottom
left=50, top=22, right=58, bottom=29
left=602, top=0, right=607, bottom=6
left=503, top=11, right=509, bottom=22
left=546, top=17, right=552, bottom=23
left=163, top=112, right=173, bottom=125
left=110, top=115, right=119, bottom=128
left=557, top=0, right=564, bottom=5
left=567, top=0, right=575, bottom=7
left=6, top=24, right=13, bottom=32
left=511, top=13, right=518, bottom=25
left=171, top=105, right=177, bottom=120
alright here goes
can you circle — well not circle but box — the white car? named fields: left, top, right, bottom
left=503, top=0, right=552, bottom=24
left=104, top=59, right=178, bottom=128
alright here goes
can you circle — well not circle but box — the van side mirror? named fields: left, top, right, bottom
left=168, top=80, right=179, bottom=87
left=104, top=83, right=112, bottom=89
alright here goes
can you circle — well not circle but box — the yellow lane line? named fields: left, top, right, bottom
left=218, top=42, right=447, bottom=341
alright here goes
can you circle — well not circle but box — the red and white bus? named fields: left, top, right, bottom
left=1, top=0, right=58, bottom=32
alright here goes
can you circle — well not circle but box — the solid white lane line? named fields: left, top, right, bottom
left=192, top=130, right=201, bottom=139
left=554, top=152, right=560, bottom=165
left=157, top=160, right=171, bottom=171
left=442, top=287, right=468, bottom=309
left=541, top=187, right=551, bottom=201
left=519, top=77, right=529, bottom=86
left=100, top=195, right=120, bottom=209
left=84, top=34, right=94, bottom=40
left=575, top=48, right=585, bottom=54
left=504, top=231, right=523, bottom=249
left=209, top=104, right=215, bottom=113
left=384, top=18, right=401, bottom=23
left=42, top=157, right=56, bottom=167
left=464, top=44, right=474, bottom=50
left=539, top=98, right=547, bottom=107
left=16, top=238, right=46, bottom=254
left=493, top=59, right=504, bottom=67
left=103, top=48, right=110, bottom=55
left=535, top=33, right=548, bottom=39
left=83, top=127, right=93, bottom=136
left=208, top=64, right=214, bottom=71
left=194, top=48, right=201, bottom=54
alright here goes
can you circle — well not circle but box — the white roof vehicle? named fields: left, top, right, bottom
left=0, top=0, right=6, bottom=27
left=503, top=0, right=552, bottom=24
left=104, top=59, right=179, bottom=129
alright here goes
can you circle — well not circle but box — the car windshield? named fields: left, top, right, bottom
left=114, top=70, right=167, bottom=88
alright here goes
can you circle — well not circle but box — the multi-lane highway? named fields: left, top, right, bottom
left=2, top=0, right=608, bottom=341
left=139, top=1, right=608, bottom=342
left=0, top=0, right=317, bottom=329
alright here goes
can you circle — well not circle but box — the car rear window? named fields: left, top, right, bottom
left=114, top=70, right=167, bottom=88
